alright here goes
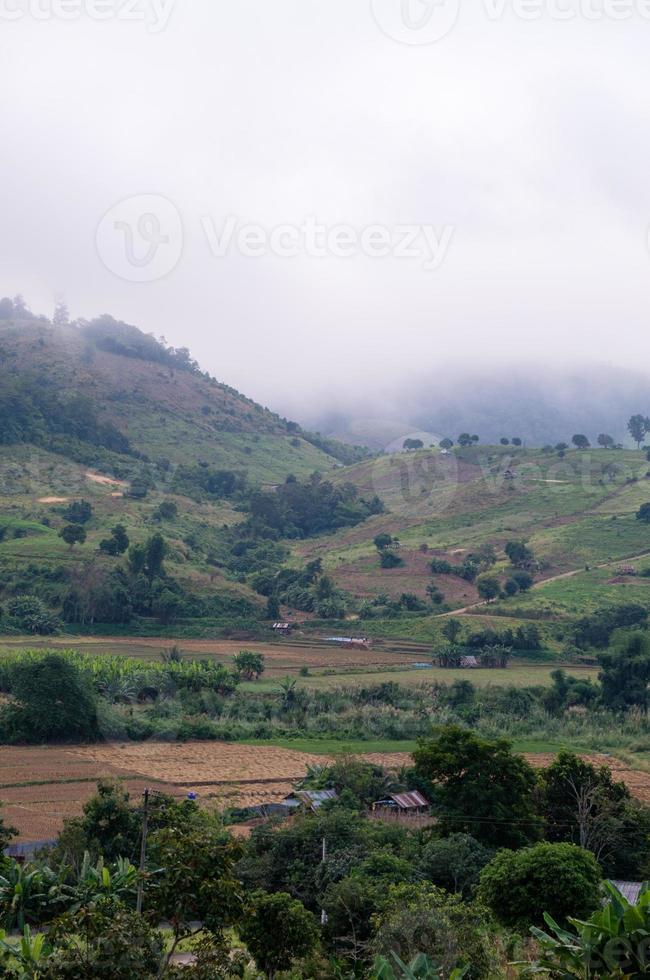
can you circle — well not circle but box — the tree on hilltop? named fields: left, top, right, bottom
left=403, top=438, right=424, bottom=451
left=572, top=434, right=590, bottom=449
left=628, top=413, right=649, bottom=449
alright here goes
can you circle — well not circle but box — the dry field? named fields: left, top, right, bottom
left=0, top=636, right=424, bottom=677
left=4, top=742, right=650, bottom=842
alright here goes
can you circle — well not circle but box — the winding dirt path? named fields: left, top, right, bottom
left=435, top=549, right=650, bottom=619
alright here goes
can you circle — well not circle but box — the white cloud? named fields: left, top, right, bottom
left=1, top=0, right=649, bottom=414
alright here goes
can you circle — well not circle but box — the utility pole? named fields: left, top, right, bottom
left=136, top=788, right=149, bottom=914
left=320, top=837, right=328, bottom=925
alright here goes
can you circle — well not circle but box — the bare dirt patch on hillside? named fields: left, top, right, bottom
left=85, top=472, right=128, bottom=488
left=334, top=549, right=480, bottom=604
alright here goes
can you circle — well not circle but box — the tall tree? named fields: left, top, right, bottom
left=0, top=654, right=98, bottom=743
left=239, top=890, right=319, bottom=979
left=52, top=299, right=70, bottom=326
left=628, top=413, right=649, bottom=449
left=598, top=631, right=650, bottom=711
left=59, top=524, right=86, bottom=548
left=412, top=726, right=541, bottom=848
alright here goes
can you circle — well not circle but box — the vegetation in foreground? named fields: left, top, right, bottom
left=1, top=733, right=650, bottom=978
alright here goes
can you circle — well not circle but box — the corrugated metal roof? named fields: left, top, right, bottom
left=389, top=791, right=429, bottom=809
left=283, top=789, right=338, bottom=810
left=610, top=880, right=643, bottom=905
left=5, top=840, right=55, bottom=859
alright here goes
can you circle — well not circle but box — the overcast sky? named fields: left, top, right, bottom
left=2, top=0, right=650, bottom=419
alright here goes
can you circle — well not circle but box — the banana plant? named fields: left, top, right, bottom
left=372, top=952, right=469, bottom=979
left=0, top=925, right=52, bottom=976
left=523, top=881, right=650, bottom=978
left=0, top=862, right=60, bottom=931
left=57, top=852, right=138, bottom=912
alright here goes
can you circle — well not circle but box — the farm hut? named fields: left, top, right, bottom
left=609, top=881, right=643, bottom=905
left=459, top=655, right=479, bottom=668
left=323, top=636, right=371, bottom=651
left=272, top=622, right=292, bottom=635
left=372, top=790, right=429, bottom=815
left=281, top=789, right=338, bottom=812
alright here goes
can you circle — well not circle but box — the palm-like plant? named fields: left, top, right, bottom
left=56, top=852, right=139, bottom=912
left=160, top=645, right=184, bottom=664
left=99, top=677, right=137, bottom=704
left=524, top=881, right=650, bottom=977
left=0, top=925, right=52, bottom=977
left=373, top=952, right=468, bottom=979
left=0, top=862, right=60, bottom=930
left=278, top=676, right=299, bottom=711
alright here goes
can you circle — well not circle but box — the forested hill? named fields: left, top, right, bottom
left=0, top=299, right=367, bottom=481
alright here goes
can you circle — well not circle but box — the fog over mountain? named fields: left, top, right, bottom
left=4, top=2, right=650, bottom=414
left=291, top=363, right=650, bottom=449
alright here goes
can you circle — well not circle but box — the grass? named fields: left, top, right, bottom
left=238, top=662, right=599, bottom=691
left=495, top=566, right=650, bottom=618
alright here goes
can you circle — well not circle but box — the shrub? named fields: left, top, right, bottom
left=478, top=842, right=601, bottom=928
left=0, top=654, right=98, bottom=743
left=381, top=552, right=404, bottom=569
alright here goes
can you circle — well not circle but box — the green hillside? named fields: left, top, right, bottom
left=0, top=306, right=372, bottom=635
left=289, top=443, right=650, bottom=646
left=1, top=303, right=650, bottom=651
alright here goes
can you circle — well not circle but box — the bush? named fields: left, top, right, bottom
left=371, top=883, right=499, bottom=980
left=478, top=842, right=601, bottom=928
left=62, top=500, right=93, bottom=524
left=429, top=558, right=454, bottom=575
left=0, top=654, right=99, bottom=743
left=417, top=834, right=492, bottom=898
left=381, top=552, right=404, bottom=569
left=7, top=595, right=61, bottom=635
left=239, top=890, right=319, bottom=977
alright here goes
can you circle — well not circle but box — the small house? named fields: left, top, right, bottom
left=323, top=636, right=371, bottom=650
left=281, top=789, right=338, bottom=812
left=460, top=655, right=479, bottom=669
left=272, top=622, right=292, bottom=635
left=373, top=791, right=429, bottom=814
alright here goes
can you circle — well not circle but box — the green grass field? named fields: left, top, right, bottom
left=239, top=662, right=598, bottom=691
